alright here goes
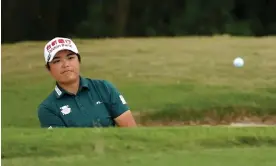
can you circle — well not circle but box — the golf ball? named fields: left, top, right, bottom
left=233, top=57, right=244, bottom=67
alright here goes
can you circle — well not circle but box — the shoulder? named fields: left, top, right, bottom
left=84, top=77, right=113, bottom=85
left=84, top=78, right=118, bottom=92
left=37, top=91, right=57, bottom=112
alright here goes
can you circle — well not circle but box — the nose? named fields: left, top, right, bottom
left=61, top=59, right=70, bottom=68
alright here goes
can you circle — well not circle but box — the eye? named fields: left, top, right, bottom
left=68, top=56, right=75, bottom=60
left=52, top=60, right=60, bottom=64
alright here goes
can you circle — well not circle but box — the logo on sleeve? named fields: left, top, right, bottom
left=119, top=95, right=127, bottom=104
left=60, top=105, right=71, bottom=115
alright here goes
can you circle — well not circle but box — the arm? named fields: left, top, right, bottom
left=114, top=110, right=137, bottom=127
left=37, top=104, right=66, bottom=128
left=104, top=81, right=137, bottom=127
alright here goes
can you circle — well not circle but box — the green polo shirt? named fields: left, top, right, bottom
left=37, top=77, right=130, bottom=128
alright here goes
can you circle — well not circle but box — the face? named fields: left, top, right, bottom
left=48, top=50, right=80, bottom=84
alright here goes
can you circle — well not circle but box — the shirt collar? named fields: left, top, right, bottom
left=80, top=76, right=89, bottom=89
left=54, top=76, right=90, bottom=98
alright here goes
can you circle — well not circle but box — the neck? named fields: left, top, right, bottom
left=58, top=79, right=80, bottom=95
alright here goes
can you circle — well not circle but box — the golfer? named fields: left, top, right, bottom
left=37, top=37, right=137, bottom=128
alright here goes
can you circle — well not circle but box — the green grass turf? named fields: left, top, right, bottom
left=2, top=127, right=276, bottom=166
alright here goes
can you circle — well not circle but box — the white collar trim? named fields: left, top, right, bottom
left=55, top=85, right=62, bottom=96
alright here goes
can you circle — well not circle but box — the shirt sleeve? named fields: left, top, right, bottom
left=103, top=80, right=130, bottom=118
left=37, top=104, right=66, bottom=128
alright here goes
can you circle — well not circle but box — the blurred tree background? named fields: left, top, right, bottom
left=2, top=0, right=276, bottom=43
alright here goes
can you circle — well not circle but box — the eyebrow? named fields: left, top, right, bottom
left=67, top=53, right=75, bottom=56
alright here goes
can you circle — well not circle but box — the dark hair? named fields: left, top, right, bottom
left=46, top=54, right=81, bottom=70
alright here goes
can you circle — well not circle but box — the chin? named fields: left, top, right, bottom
left=59, top=75, right=79, bottom=84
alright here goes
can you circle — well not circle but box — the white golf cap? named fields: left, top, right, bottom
left=43, top=37, right=79, bottom=63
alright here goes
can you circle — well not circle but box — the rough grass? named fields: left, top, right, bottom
left=2, top=127, right=276, bottom=158
left=2, top=36, right=276, bottom=127
left=3, top=148, right=276, bottom=166
left=2, top=127, right=276, bottom=166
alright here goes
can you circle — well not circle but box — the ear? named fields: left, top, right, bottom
left=45, top=64, right=55, bottom=78
left=45, top=62, right=51, bottom=71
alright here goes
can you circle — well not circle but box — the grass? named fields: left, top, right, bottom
left=3, top=148, right=276, bottom=166
left=2, top=36, right=276, bottom=165
left=2, top=36, right=276, bottom=127
left=2, top=127, right=276, bottom=165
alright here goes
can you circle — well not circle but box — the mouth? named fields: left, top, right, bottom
left=61, top=70, right=73, bottom=74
